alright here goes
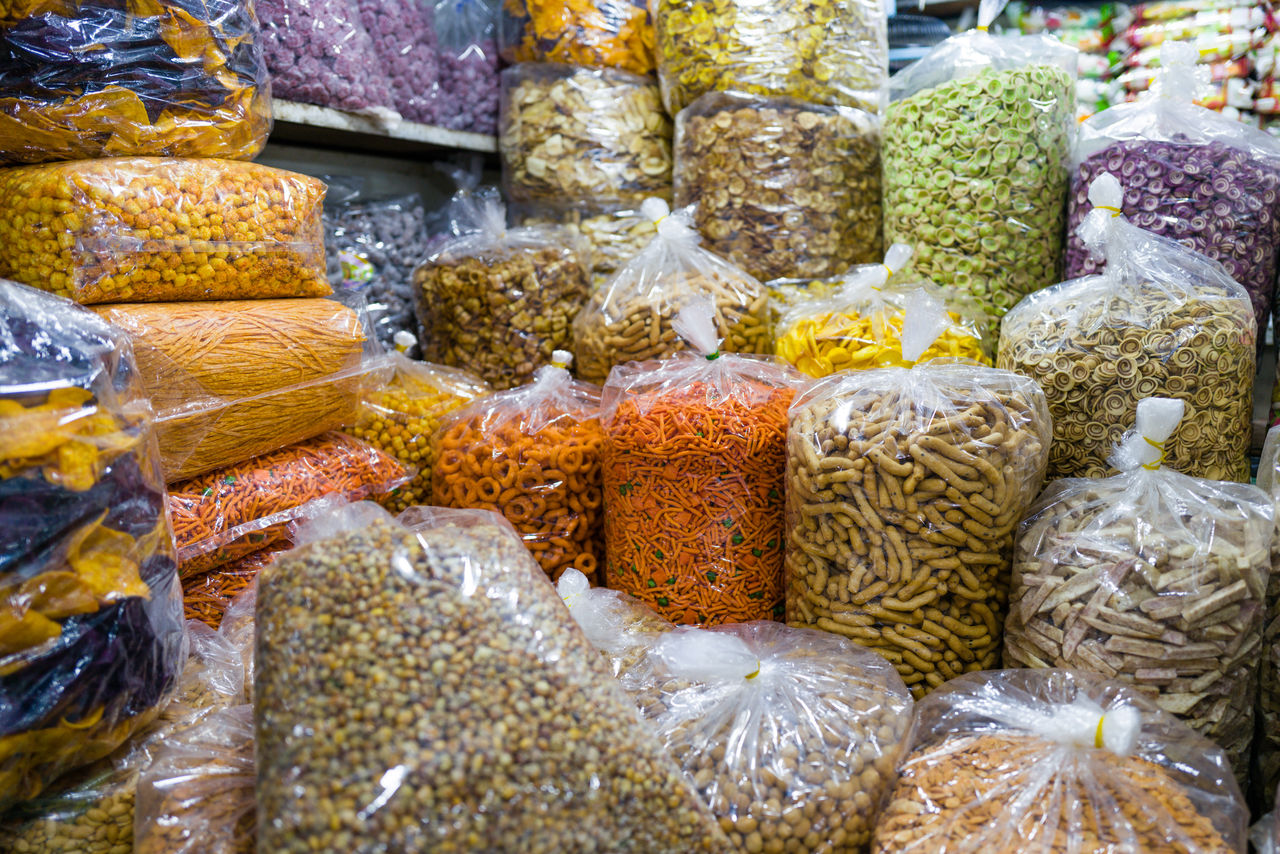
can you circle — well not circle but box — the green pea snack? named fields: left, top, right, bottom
left=881, top=0, right=1076, bottom=332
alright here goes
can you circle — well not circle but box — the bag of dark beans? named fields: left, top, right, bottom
left=254, top=501, right=732, bottom=853
left=1067, top=41, right=1280, bottom=330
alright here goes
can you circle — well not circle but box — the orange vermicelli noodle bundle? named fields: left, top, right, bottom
left=432, top=355, right=604, bottom=582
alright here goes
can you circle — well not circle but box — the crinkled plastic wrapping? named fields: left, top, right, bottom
left=499, top=0, right=654, bottom=75
left=355, top=0, right=439, bottom=123
left=998, top=175, right=1256, bottom=483
left=0, top=157, right=330, bottom=304
left=601, top=308, right=804, bottom=625
left=674, top=91, right=882, bottom=282
left=573, top=201, right=772, bottom=385
left=182, top=545, right=277, bottom=629
left=432, top=360, right=604, bottom=583
left=168, top=432, right=408, bottom=577
left=1005, top=406, right=1271, bottom=785
left=870, top=669, right=1247, bottom=853
left=511, top=201, right=657, bottom=287
left=413, top=191, right=591, bottom=390
left=432, top=0, right=499, bottom=134
left=254, top=502, right=731, bottom=852
left=1254, top=424, right=1280, bottom=809
left=1067, top=56, right=1280, bottom=328
left=785, top=360, right=1051, bottom=698
left=92, top=298, right=369, bottom=482
left=773, top=247, right=990, bottom=378
left=655, top=0, right=889, bottom=115
left=500, top=63, right=673, bottom=206
left=882, top=0, right=1076, bottom=331
left=0, top=280, right=185, bottom=811
left=0, top=0, right=272, bottom=165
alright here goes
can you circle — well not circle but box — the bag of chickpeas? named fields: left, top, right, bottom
left=871, top=668, right=1248, bottom=854
left=573, top=197, right=772, bottom=385
left=431, top=349, right=604, bottom=583
left=557, top=568, right=914, bottom=854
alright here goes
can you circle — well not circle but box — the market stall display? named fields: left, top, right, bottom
left=0, top=0, right=272, bottom=165
left=999, top=173, right=1255, bottom=483
left=0, top=157, right=330, bottom=304
left=511, top=202, right=657, bottom=286
left=674, top=92, right=882, bottom=282
left=499, top=0, right=654, bottom=75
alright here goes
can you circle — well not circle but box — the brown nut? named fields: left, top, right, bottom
left=0, top=770, right=137, bottom=854
left=675, top=92, right=882, bottom=282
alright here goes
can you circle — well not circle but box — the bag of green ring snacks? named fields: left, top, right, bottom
left=881, top=0, right=1076, bottom=334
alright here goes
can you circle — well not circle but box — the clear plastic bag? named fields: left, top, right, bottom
left=773, top=243, right=990, bottom=378
left=498, top=0, right=654, bottom=75
left=413, top=189, right=591, bottom=390
left=573, top=198, right=773, bottom=385
left=355, top=0, right=439, bottom=124
left=432, top=352, right=604, bottom=582
left=0, top=0, right=272, bottom=165
left=1005, top=397, right=1271, bottom=785
left=1252, top=423, right=1280, bottom=809
left=0, top=279, right=186, bottom=811
left=882, top=0, right=1076, bottom=331
left=92, top=298, right=371, bottom=482
left=500, top=63, right=673, bottom=206
left=182, top=545, right=278, bottom=630
left=998, top=172, right=1256, bottom=483
left=0, top=157, right=330, bottom=304
left=510, top=201, right=657, bottom=287
left=785, top=316, right=1051, bottom=698
left=254, top=501, right=730, bottom=852
left=601, top=303, right=804, bottom=625
left=870, top=668, right=1247, bottom=854
left=674, top=91, right=882, bottom=282
left=1067, top=42, right=1280, bottom=328
left=655, top=0, right=888, bottom=115
left=432, top=0, right=500, bottom=134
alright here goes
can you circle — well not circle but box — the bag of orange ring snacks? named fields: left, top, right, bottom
left=432, top=350, right=605, bottom=582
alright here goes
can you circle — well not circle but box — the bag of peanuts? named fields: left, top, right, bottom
left=999, top=172, right=1256, bottom=483
left=785, top=304, right=1051, bottom=698
left=1067, top=42, right=1280, bottom=330
left=254, top=501, right=731, bottom=852
left=573, top=197, right=773, bottom=384
left=558, top=568, right=914, bottom=854
left=1005, top=397, right=1272, bottom=786
left=431, top=350, right=604, bottom=583
left=773, top=243, right=990, bottom=378
left=601, top=301, right=804, bottom=625
left=871, top=668, right=1248, bottom=854
left=413, top=187, right=591, bottom=390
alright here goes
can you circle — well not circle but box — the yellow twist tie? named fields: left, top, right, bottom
left=872, top=264, right=894, bottom=293
left=1095, top=204, right=1123, bottom=218
left=1095, top=715, right=1106, bottom=749
left=551, top=360, right=570, bottom=370
left=1141, top=435, right=1166, bottom=471
left=745, top=661, right=761, bottom=680
left=976, top=24, right=989, bottom=31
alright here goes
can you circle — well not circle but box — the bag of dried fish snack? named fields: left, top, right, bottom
left=254, top=501, right=731, bottom=853
left=413, top=187, right=591, bottom=390
left=559, top=566, right=914, bottom=854
left=773, top=243, right=989, bottom=378
left=999, top=172, right=1256, bottom=483
left=573, top=197, right=772, bottom=385
left=871, top=668, right=1248, bottom=854
left=785, top=305, right=1051, bottom=698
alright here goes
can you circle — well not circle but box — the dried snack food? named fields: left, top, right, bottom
left=413, top=190, right=590, bottom=390
left=882, top=6, right=1075, bottom=331
left=675, top=92, right=882, bottom=282
left=500, top=63, right=672, bottom=206
left=254, top=502, right=731, bottom=852
left=602, top=303, right=803, bottom=625
left=93, top=298, right=368, bottom=482
left=499, top=0, right=654, bottom=75
left=1255, top=426, right=1280, bottom=810
left=511, top=202, right=657, bottom=286
left=655, top=0, right=888, bottom=115
left=871, top=669, right=1246, bottom=854
left=773, top=244, right=989, bottom=378
left=1067, top=44, right=1280, bottom=329
left=1005, top=398, right=1271, bottom=784
left=785, top=322, right=1051, bottom=698
left=0, top=760, right=139, bottom=854
left=0, top=280, right=185, bottom=810
left=433, top=352, right=603, bottom=582
left=433, top=0, right=500, bottom=134
left=355, top=0, right=439, bottom=124
left=0, top=0, right=271, bottom=165
left=573, top=199, right=772, bottom=384
left=183, top=546, right=281, bottom=629
left=999, top=173, right=1255, bottom=483
left=0, top=157, right=330, bottom=304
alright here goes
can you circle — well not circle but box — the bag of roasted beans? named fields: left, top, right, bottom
left=1068, top=41, right=1280, bottom=329
left=999, top=172, right=1256, bottom=483
left=558, top=568, right=914, bottom=854
left=871, top=668, right=1248, bottom=854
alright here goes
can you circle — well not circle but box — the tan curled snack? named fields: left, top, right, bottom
left=511, top=202, right=657, bottom=287
left=785, top=362, right=1050, bottom=698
